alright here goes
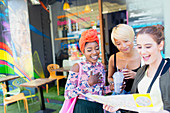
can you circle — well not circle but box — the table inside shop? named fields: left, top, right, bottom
left=55, top=66, right=107, bottom=72
left=55, top=66, right=71, bottom=78
left=20, top=78, right=56, bottom=113
left=0, top=75, right=20, bottom=92
left=54, top=66, right=71, bottom=72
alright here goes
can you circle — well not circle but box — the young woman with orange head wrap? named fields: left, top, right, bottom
left=64, top=29, right=114, bottom=113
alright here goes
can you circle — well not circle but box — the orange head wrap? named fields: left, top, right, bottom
left=79, top=29, right=99, bottom=54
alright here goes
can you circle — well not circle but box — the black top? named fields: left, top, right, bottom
left=114, top=53, right=141, bottom=92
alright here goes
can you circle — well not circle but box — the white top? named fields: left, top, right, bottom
left=138, top=70, right=163, bottom=112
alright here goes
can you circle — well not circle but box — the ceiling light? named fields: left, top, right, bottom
left=30, top=0, right=40, bottom=5
left=84, top=5, right=91, bottom=12
left=63, top=1, right=70, bottom=11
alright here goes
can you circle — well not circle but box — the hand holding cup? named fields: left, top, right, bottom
left=121, top=68, right=136, bottom=79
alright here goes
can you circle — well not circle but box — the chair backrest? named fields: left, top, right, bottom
left=47, top=64, right=60, bottom=78
left=1, top=84, right=7, bottom=96
left=12, top=77, right=27, bottom=88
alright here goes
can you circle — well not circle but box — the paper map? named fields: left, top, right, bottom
left=80, top=92, right=159, bottom=112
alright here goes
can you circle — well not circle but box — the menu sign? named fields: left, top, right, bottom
left=126, top=0, right=165, bottom=56
left=126, top=0, right=164, bottom=28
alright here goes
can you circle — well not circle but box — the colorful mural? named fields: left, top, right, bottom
left=0, top=42, right=14, bottom=75
left=0, top=0, right=34, bottom=95
left=8, top=0, right=34, bottom=79
left=0, top=0, right=14, bottom=76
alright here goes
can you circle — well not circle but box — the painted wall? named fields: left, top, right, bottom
left=8, top=0, right=34, bottom=80
left=0, top=0, right=53, bottom=96
left=0, top=0, right=34, bottom=95
left=0, top=0, right=33, bottom=80
left=0, top=0, right=15, bottom=76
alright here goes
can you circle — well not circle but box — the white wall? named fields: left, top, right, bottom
left=164, top=0, right=170, bottom=58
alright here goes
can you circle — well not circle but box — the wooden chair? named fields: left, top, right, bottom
left=46, top=64, right=66, bottom=95
left=1, top=83, right=29, bottom=113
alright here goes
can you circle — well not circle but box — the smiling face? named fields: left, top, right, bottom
left=84, top=41, right=100, bottom=63
left=136, top=34, right=163, bottom=65
left=114, top=38, right=133, bottom=53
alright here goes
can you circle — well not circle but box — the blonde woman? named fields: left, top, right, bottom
left=108, top=24, right=141, bottom=94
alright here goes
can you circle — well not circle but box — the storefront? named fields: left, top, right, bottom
left=48, top=0, right=170, bottom=69
left=1, top=0, right=170, bottom=86
left=49, top=0, right=127, bottom=68
left=1, top=1, right=170, bottom=112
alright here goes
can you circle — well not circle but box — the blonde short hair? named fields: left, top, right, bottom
left=111, top=24, right=135, bottom=44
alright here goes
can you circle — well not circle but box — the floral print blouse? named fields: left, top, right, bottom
left=64, top=61, right=111, bottom=101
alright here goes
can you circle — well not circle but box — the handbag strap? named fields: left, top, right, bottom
left=114, top=53, right=117, bottom=72
left=147, top=58, right=165, bottom=93
left=160, top=58, right=170, bottom=75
